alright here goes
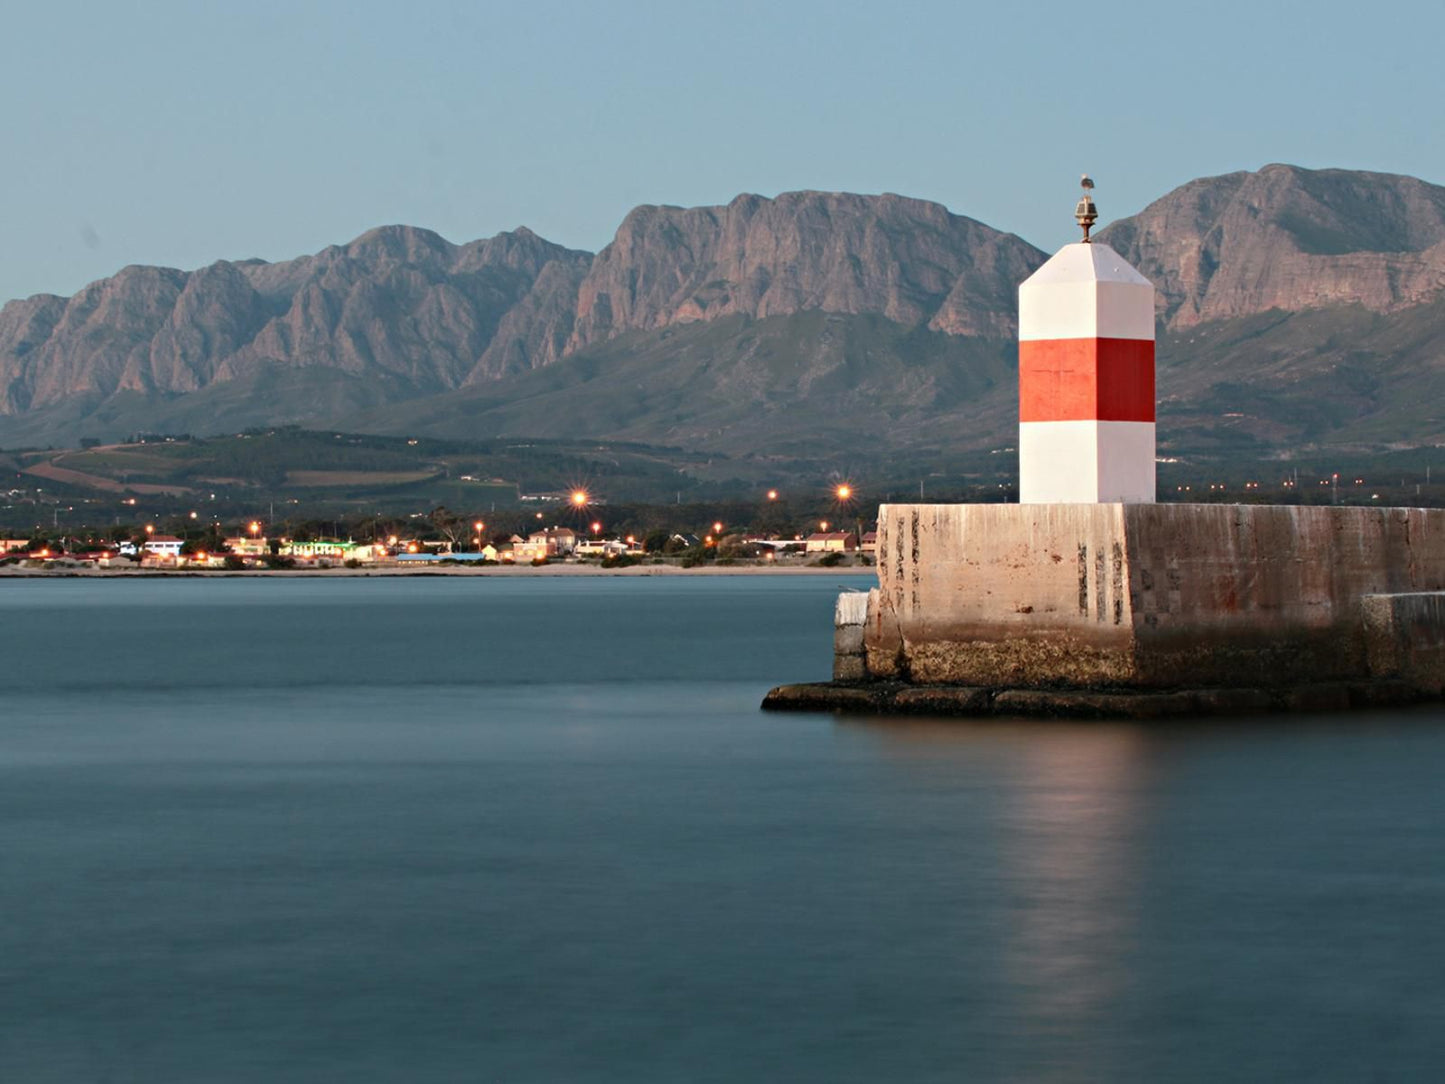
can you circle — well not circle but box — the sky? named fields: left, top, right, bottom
left=2, top=0, right=1443, bottom=304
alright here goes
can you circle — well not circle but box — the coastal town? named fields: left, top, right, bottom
left=0, top=521, right=877, bottom=571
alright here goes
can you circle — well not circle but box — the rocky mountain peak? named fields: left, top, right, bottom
left=566, top=189, right=1044, bottom=352
left=1098, top=164, right=1445, bottom=327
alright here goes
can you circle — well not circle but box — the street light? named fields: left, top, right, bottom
left=474, top=521, right=485, bottom=551
left=836, top=484, right=852, bottom=500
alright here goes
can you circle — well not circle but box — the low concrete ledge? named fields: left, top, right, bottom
left=761, top=679, right=1430, bottom=719
left=1363, top=592, right=1445, bottom=695
left=833, top=589, right=872, bottom=682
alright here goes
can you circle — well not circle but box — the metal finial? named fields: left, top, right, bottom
left=1075, top=174, right=1098, bottom=242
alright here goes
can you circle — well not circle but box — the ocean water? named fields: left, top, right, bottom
left=2, top=574, right=1444, bottom=1082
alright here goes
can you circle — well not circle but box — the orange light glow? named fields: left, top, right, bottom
left=767, top=489, right=778, bottom=500
left=820, top=521, right=829, bottom=531
left=713, top=521, right=723, bottom=533
left=145, top=524, right=155, bottom=535
left=836, top=484, right=852, bottom=500
left=590, top=520, right=602, bottom=534
left=248, top=521, right=260, bottom=536
left=473, top=521, right=485, bottom=533
left=571, top=490, right=588, bottom=507
left=407, top=542, right=419, bottom=553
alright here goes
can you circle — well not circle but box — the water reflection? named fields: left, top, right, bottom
left=999, top=727, right=1146, bottom=1078
left=843, top=719, right=1149, bottom=1077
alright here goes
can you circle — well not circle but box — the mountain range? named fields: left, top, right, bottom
left=3, top=164, right=1444, bottom=462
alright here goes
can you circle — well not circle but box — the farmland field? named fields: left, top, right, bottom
left=285, top=470, right=440, bottom=487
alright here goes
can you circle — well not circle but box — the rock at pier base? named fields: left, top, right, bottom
left=761, top=680, right=1432, bottom=719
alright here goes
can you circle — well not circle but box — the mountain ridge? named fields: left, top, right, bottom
left=5, top=165, right=1445, bottom=458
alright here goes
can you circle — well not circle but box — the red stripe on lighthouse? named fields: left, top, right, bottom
left=1019, top=337, right=1155, bottom=423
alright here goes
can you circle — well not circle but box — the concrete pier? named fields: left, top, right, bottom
left=867, top=502, right=1445, bottom=689
left=766, top=502, right=1445, bottom=717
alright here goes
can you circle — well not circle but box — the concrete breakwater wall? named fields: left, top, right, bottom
left=857, top=503, right=1445, bottom=691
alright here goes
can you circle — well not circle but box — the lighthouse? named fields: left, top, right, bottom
left=1018, top=179, right=1156, bottom=504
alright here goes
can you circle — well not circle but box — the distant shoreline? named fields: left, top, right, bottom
left=0, top=563, right=877, bottom=579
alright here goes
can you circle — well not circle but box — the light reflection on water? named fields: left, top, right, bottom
left=1000, top=730, right=1145, bottom=1080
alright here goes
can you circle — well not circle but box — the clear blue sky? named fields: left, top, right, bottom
left=2, top=0, right=1441, bottom=303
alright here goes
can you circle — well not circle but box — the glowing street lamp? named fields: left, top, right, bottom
left=713, top=521, right=723, bottom=534
left=767, top=489, right=779, bottom=501
left=571, top=489, right=589, bottom=508
left=590, top=520, right=602, bottom=536
left=836, top=484, right=852, bottom=500
left=474, top=521, right=486, bottom=551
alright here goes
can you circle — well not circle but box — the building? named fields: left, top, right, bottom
left=512, top=536, right=551, bottom=562
left=575, top=538, right=644, bottom=558
left=225, top=536, right=270, bottom=557
left=805, top=532, right=857, bottom=554
left=115, top=535, right=185, bottom=559
left=281, top=540, right=367, bottom=562
left=517, top=528, right=577, bottom=560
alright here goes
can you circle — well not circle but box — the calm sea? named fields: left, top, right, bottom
left=2, top=575, right=1444, bottom=1082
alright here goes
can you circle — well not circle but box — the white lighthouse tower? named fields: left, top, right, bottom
left=1018, top=179, right=1156, bottom=504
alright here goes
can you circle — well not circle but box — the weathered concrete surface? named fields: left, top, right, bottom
left=833, top=590, right=872, bottom=682
left=761, top=679, right=1429, bottom=718
left=1362, top=592, right=1445, bottom=695
left=867, top=503, right=1445, bottom=690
